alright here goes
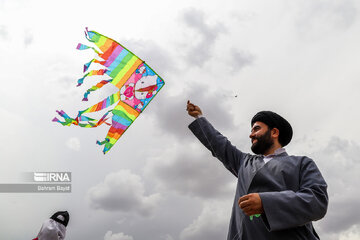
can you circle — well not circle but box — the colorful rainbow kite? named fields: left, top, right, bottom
left=53, top=28, right=165, bottom=154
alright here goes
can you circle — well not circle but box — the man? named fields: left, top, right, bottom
left=186, top=100, right=328, bottom=240
left=33, top=211, right=69, bottom=240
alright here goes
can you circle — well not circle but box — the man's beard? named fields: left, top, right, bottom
left=251, top=129, right=274, bottom=155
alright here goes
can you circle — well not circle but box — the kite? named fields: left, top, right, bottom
left=53, top=28, right=165, bottom=154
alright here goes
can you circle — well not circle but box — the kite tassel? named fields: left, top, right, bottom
left=84, top=27, right=92, bottom=42
left=96, top=138, right=109, bottom=145
left=76, top=42, right=100, bottom=55
left=82, top=80, right=112, bottom=101
left=77, top=77, right=85, bottom=87
left=52, top=117, right=60, bottom=123
left=83, top=59, right=94, bottom=72
left=77, top=72, right=89, bottom=87
left=53, top=110, right=77, bottom=126
left=76, top=43, right=91, bottom=50
left=96, top=138, right=111, bottom=154
left=76, top=69, right=107, bottom=87
left=83, top=59, right=107, bottom=73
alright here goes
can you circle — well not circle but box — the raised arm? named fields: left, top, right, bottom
left=187, top=100, right=249, bottom=176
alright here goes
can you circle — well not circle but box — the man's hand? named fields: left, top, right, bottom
left=187, top=100, right=202, bottom=118
left=238, top=193, right=264, bottom=216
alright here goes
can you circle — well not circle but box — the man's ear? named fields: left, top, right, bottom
left=271, top=128, right=280, bottom=138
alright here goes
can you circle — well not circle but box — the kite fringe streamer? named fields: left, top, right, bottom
left=96, top=139, right=109, bottom=145
left=82, top=59, right=106, bottom=72
left=82, top=79, right=112, bottom=101
left=77, top=69, right=108, bottom=87
left=76, top=43, right=100, bottom=54
left=53, top=110, right=111, bottom=128
left=79, top=92, right=120, bottom=115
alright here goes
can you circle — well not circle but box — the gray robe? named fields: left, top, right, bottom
left=188, top=117, right=328, bottom=240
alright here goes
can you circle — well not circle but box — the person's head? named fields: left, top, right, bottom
left=50, top=211, right=70, bottom=227
left=250, top=111, right=293, bottom=155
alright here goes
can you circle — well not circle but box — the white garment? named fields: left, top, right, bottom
left=263, top=147, right=286, bottom=163
left=37, top=219, right=66, bottom=240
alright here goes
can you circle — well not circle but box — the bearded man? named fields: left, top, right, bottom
left=186, top=100, right=328, bottom=240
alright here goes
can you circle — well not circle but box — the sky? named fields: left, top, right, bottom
left=0, top=0, right=360, bottom=239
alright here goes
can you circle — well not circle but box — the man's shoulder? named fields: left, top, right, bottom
left=286, top=154, right=312, bottom=159
left=284, top=154, right=317, bottom=166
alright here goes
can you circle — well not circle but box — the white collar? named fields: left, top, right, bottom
left=263, top=148, right=286, bottom=163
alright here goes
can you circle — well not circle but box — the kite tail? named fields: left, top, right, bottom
left=98, top=101, right=139, bottom=154
left=77, top=69, right=108, bottom=87
left=79, top=91, right=120, bottom=115
left=53, top=91, right=120, bottom=128
left=53, top=110, right=111, bottom=128
left=96, top=139, right=109, bottom=145
left=82, top=59, right=106, bottom=72
left=82, top=80, right=112, bottom=101
left=76, top=43, right=100, bottom=54
left=52, top=110, right=78, bottom=126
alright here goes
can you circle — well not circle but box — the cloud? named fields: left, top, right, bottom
left=24, top=30, right=33, bottom=47
left=0, top=25, right=7, bottom=40
left=87, top=169, right=161, bottom=217
left=230, top=48, right=255, bottom=72
left=66, top=137, right=81, bottom=151
left=295, top=0, right=358, bottom=38
left=104, top=231, right=134, bottom=240
left=161, top=234, right=175, bottom=240
left=122, top=39, right=176, bottom=74
left=145, top=144, right=235, bottom=199
left=318, top=225, right=360, bottom=240
left=311, top=137, right=360, bottom=236
left=179, top=201, right=229, bottom=240
left=150, top=82, right=236, bottom=141
left=181, top=8, right=227, bottom=67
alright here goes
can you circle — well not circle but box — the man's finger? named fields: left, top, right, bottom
left=242, top=206, right=253, bottom=212
left=239, top=200, right=251, bottom=209
left=239, top=195, right=250, bottom=203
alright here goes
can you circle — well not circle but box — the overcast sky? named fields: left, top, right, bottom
left=0, top=0, right=360, bottom=239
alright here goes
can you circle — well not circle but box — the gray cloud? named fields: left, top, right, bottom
left=123, top=39, right=176, bottom=74
left=312, top=137, right=360, bottom=235
left=87, top=170, right=161, bottom=217
left=295, top=0, right=358, bottom=37
left=24, top=30, right=33, bottom=47
left=150, top=82, right=236, bottom=141
left=230, top=48, right=255, bottom=72
left=179, top=201, right=229, bottom=240
left=0, top=25, right=8, bottom=40
left=145, top=144, right=235, bottom=199
left=181, top=8, right=227, bottom=67
left=104, top=231, right=134, bottom=240
left=65, top=137, right=81, bottom=151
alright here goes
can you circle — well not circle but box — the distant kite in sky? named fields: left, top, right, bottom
left=53, top=28, right=165, bottom=154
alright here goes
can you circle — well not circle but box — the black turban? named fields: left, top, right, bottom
left=50, top=211, right=70, bottom=227
left=251, top=111, right=293, bottom=147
